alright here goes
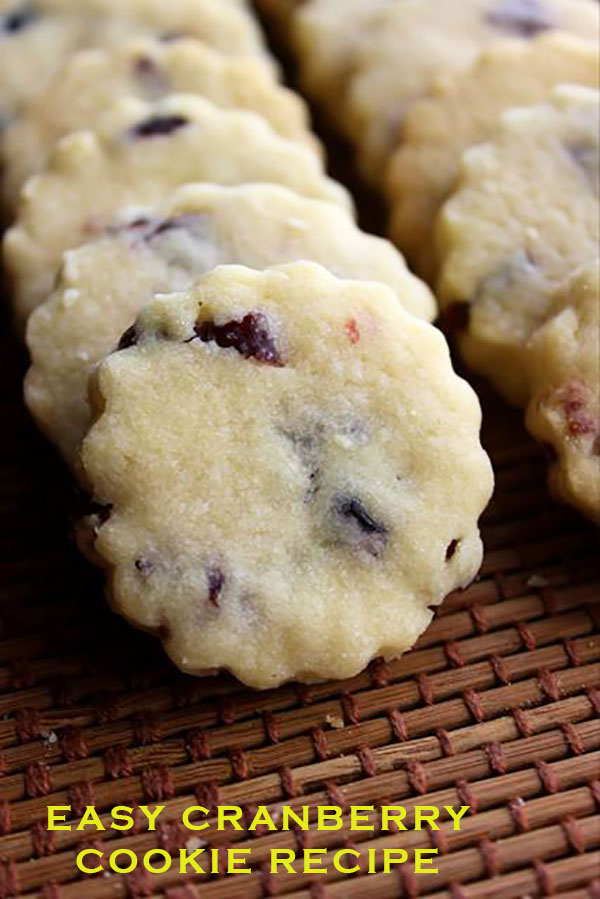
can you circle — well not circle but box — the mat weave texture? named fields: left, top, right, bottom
left=1, top=290, right=599, bottom=899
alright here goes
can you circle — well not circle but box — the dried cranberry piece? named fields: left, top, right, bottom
left=135, top=558, right=156, bottom=577
left=442, top=301, right=471, bottom=334
left=446, top=539, right=460, bottom=561
left=2, top=4, right=38, bottom=33
left=194, top=313, right=284, bottom=366
left=333, top=494, right=388, bottom=559
left=118, top=325, right=138, bottom=351
left=131, top=115, right=189, bottom=138
left=486, top=0, right=553, bottom=37
left=207, top=566, right=225, bottom=607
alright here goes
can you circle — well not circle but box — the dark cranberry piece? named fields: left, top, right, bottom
left=333, top=494, right=388, bottom=559
left=2, top=4, right=38, bottom=33
left=446, top=539, right=460, bottom=561
left=194, top=313, right=284, bottom=366
left=131, top=115, right=189, bottom=138
left=118, top=325, right=138, bottom=351
left=486, top=0, right=553, bottom=37
left=207, top=566, right=225, bottom=607
left=442, top=301, right=471, bottom=334
left=135, top=558, right=156, bottom=577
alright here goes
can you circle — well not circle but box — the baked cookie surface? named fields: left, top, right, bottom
left=387, top=32, right=599, bottom=281
left=0, top=0, right=267, bottom=123
left=25, top=183, right=435, bottom=466
left=344, top=0, right=599, bottom=184
left=80, top=262, right=493, bottom=689
left=4, top=94, right=352, bottom=326
left=437, top=85, right=599, bottom=406
left=526, top=261, right=600, bottom=524
left=2, top=36, right=317, bottom=207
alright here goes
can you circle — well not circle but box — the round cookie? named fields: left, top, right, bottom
left=292, top=0, right=391, bottom=127
left=387, top=32, right=600, bottom=281
left=2, top=36, right=318, bottom=208
left=25, top=182, right=435, bottom=467
left=526, top=261, right=600, bottom=525
left=0, top=0, right=268, bottom=124
left=437, top=85, right=600, bottom=407
left=4, top=94, right=353, bottom=327
left=343, top=0, right=599, bottom=185
left=80, top=262, right=493, bottom=689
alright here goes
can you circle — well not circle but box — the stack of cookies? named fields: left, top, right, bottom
left=0, top=1, right=494, bottom=687
left=264, top=0, right=600, bottom=526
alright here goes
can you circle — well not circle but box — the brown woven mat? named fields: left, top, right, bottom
left=1, top=292, right=599, bottom=899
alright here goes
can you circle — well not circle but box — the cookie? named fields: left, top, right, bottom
left=4, top=94, right=353, bottom=326
left=526, top=261, right=600, bottom=524
left=387, top=32, right=600, bottom=281
left=292, top=0, right=391, bottom=127
left=79, top=262, right=493, bottom=689
left=437, top=85, right=599, bottom=407
left=25, top=182, right=435, bottom=466
left=343, top=0, right=599, bottom=185
left=2, top=36, right=318, bottom=208
left=0, top=0, right=269, bottom=124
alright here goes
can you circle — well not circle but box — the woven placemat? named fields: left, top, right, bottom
left=1, top=289, right=599, bottom=899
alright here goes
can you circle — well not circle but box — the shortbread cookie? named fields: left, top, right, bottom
left=387, top=32, right=600, bottom=281
left=2, top=37, right=317, bottom=207
left=0, top=0, right=268, bottom=124
left=25, top=183, right=435, bottom=466
left=344, top=0, right=599, bottom=184
left=292, top=0, right=391, bottom=126
left=437, top=85, right=599, bottom=407
left=80, top=262, right=493, bottom=689
left=4, top=94, right=352, bottom=326
left=526, top=262, right=600, bottom=525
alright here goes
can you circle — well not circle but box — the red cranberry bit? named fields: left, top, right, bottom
left=486, top=0, right=553, bottom=37
left=207, top=566, right=225, bottom=608
left=333, top=494, right=388, bottom=559
left=556, top=381, right=598, bottom=439
left=2, top=4, right=38, bottom=33
left=118, top=325, right=138, bottom=351
left=194, top=313, right=284, bottom=366
left=442, top=301, right=471, bottom=334
left=446, top=539, right=460, bottom=561
left=131, top=115, right=189, bottom=138
left=345, top=319, right=360, bottom=344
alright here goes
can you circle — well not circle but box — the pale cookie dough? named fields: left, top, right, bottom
left=437, top=85, right=600, bottom=407
left=3, top=94, right=352, bottom=327
left=25, top=183, right=435, bottom=467
left=80, top=262, right=493, bottom=689
left=387, top=32, right=600, bottom=281
left=526, top=261, right=600, bottom=525
left=2, top=36, right=318, bottom=208
left=344, top=0, right=599, bottom=185
left=0, top=0, right=268, bottom=124
left=292, top=0, right=392, bottom=127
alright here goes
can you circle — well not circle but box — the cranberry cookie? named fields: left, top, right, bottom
left=80, top=262, right=493, bottom=688
left=387, top=32, right=599, bottom=281
left=0, top=0, right=267, bottom=123
left=25, top=182, right=434, bottom=466
left=343, top=0, right=599, bottom=185
left=526, top=261, right=600, bottom=524
left=437, top=85, right=599, bottom=406
left=2, top=36, right=318, bottom=207
left=4, top=94, right=352, bottom=326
